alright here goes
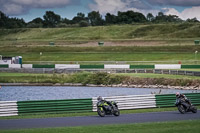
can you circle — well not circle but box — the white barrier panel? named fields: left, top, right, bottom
left=104, top=64, right=130, bottom=69
left=9, top=64, right=21, bottom=68
left=22, top=64, right=33, bottom=68
left=155, top=64, right=181, bottom=69
left=0, top=60, right=12, bottom=64
left=55, top=64, right=80, bottom=69
left=92, top=94, right=156, bottom=111
left=0, top=101, right=18, bottom=117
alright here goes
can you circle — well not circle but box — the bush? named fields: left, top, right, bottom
left=79, top=20, right=89, bottom=27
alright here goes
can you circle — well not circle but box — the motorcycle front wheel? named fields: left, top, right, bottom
left=97, top=107, right=106, bottom=117
left=178, top=105, right=186, bottom=114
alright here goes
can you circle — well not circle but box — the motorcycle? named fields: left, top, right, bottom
left=175, top=98, right=197, bottom=114
left=97, top=100, right=120, bottom=117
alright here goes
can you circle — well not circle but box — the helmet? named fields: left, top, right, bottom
left=176, top=92, right=180, bottom=97
left=97, top=96, right=103, bottom=101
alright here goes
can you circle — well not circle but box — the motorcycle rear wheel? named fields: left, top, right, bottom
left=178, top=105, right=186, bottom=114
left=191, top=106, right=197, bottom=113
left=113, top=109, right=120, bottom=116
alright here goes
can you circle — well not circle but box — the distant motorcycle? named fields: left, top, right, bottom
left=97, top=100, right=120, bottom=117
left=175, top=98, right=197, bottom=114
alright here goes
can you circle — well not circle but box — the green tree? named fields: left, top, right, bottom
left=72, top=12, right=88, bottom=24
left=88, top=11, right=104, bottom=26
left=166, top=15, right=182, bottom=22
left=186, top=17, right=199, bottom=23
left=79, top=20, right=89, bottom=27
left=0, top=11, right=8, bottom=28
left=117, top=10, right=147, bottom=24
left=147, top=13, right=154, bottom=22
left=158, top=12, right=164, bottom=17
left=27, top=17, right=43, bottom=28
left=43, top=11, right=61, bottom=27
left=153, top=12, right=182, bottom=23
left=61, top=18, right=72, bottom=24
left=105, top=13, right=117, bottom=24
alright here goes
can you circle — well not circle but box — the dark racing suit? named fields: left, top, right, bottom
left=98, top=100, right=113, bottom=111
left=176, top=94, right=191, bottom=111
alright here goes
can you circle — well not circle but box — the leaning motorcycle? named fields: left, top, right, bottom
left=97, top=100, right=120, bottom=117
left=175, top=98, right=197, bottom=114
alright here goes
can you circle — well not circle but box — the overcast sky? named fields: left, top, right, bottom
left=0, top=0, right=200, bottom=22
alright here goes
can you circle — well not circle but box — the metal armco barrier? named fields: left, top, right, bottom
left=17, top=98, right=93, bottom=114
left=92, top=94, right=156, bottom=111
left=1, top=93, right=200, bottom=117
left=1, top=68, right=200, bottom=76
left=0, top=101, right=18, bottom=117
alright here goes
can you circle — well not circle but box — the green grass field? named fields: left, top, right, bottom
left=1, top=120, right=200, bottom=133
left=1, top=45, right=200, bottom=64
left=1, top=23, right=200, bottom=64
left=2, top=52, right=200, bottom=64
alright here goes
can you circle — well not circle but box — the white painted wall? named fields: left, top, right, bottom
left=9, top=64, right=21, bottom=68
left=22, top=64, right=33, bottom=68
left=104, top=64, right=130, bottom=69
left=0, top=60, right=12, bottom=64
left=155, top=64, right=181, bottom=69
left=55, top=64, right=80, bottom=69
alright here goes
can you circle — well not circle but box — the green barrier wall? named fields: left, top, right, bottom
left=130, top=65, right=154, bottom=69
left=0, top=64, right=9, bottom=68
left=32, top=64, right=55, bottom=68
left=80, top=65, right=104, bottom=69
left=156, top=93, right=200, bottom=108
left=181, top=65, right=200, bottom=69
left=17, top=98, right=93, bottom=114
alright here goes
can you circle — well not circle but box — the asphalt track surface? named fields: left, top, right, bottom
left=0, top=111, right=200, bottom=130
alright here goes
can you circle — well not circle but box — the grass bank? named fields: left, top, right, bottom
left=1, top=120, right=200, bottom=133
left=0, top=24, right=200, bottom=43
left=1, top=24, right=200, bottom=65
left=1, top=72, right=200, bottom=86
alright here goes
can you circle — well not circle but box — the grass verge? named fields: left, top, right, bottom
left=1, top=120, right=200, bottom=133
left=1, top=106, right=199, bottom=120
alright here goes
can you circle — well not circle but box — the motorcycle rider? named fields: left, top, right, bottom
left=97, top=96, right=112, bottom=111
left=176, top=92, right=191, bottom=111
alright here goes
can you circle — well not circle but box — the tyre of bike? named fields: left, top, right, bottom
left=113, top=107, right=120, bottom=116
left=97, top=107, right=106, bottom=117
left=178, top=105, right=186, bottom=114
left=191, top=106, right=197, bottom=113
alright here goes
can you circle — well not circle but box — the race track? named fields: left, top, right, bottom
left=0, top=111, right=200, bottom=130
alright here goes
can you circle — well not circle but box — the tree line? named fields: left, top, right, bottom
left=0, top=10, right=199, bottom=29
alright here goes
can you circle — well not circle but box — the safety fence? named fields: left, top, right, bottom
left=1, top=93, right=200, bottom=117
left=0, top=64, right=200, bottom=69
left=92, top=94, right=156, bottom=111
left=0, top=98, right=92, bottom=117
left=1, top=68, right=200, bottom=77
left=0, top=101, right=18, bottom=117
